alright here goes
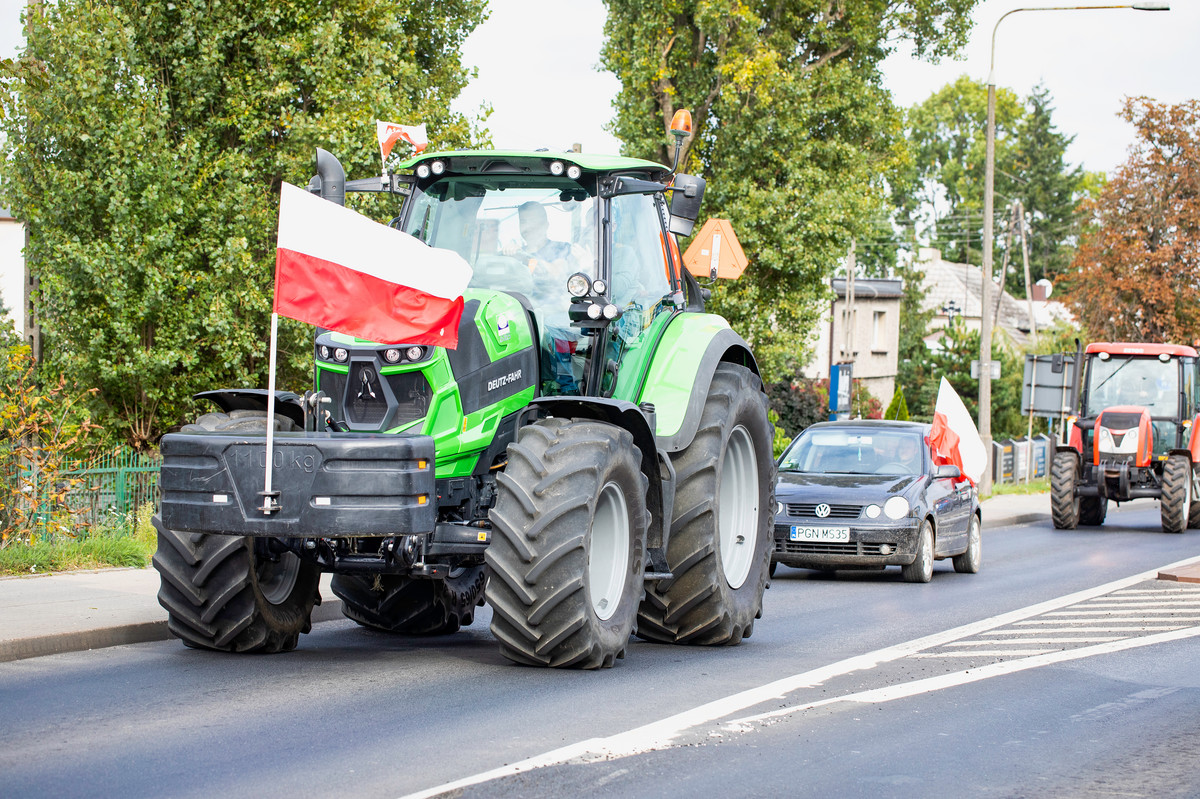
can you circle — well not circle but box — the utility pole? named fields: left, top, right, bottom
left=1016, top=200, right=1037, bottom=348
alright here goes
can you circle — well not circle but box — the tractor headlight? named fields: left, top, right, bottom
left=430, top=160, right=446, bottom=175
left=405, top=346, right=424, bottom=361
left=567, top=273, right=591, bottom=298
left=549, top=160, right=565, bottom=176
left=333, top=348, right=349, bottom=363
left=567, top=164, right=582, bottom=180
left=883, top=496, right=910, bottom=520
left=587, top=304, right=603, bottom=320
left=592, top=279, right=607, bottom=295
left=319, top=345, right=331, bottom=360
left=383, top=348, right=402, bottom=363
left=416, top=164, right=431, bottom=179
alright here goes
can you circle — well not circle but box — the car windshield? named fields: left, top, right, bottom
left=780, top=429, right=926, bottom=476
left=1085, top=355, right=1179, bottom=418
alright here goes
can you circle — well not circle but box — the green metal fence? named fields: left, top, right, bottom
left=0, top=448, right=161, bottom=541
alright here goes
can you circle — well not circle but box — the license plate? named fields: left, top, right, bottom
left=789, top=526, right=850, bottom=543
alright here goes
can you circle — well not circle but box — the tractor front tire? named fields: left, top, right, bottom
left=636, top=363, right=774, bottom=646
left=331, top=567, right=486, bottom=635
left=1161, top=454, right=1192, bottom=534
left=1050, top=451, right=1081, bottom=530
left=153, top=521, right=320, bottom=653
left=154, top=408, right=319, bottom=652
left=486, top=419, right=648, bottom=669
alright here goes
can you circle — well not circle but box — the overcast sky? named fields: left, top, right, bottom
left=3, top=0, right=1197, bottom=174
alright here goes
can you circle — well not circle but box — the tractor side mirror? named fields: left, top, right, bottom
left=668, top=173, right=705, bottom=236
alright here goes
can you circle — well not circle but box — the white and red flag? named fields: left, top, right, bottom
left=273, top=182, right=471, bottom=348
left=376, top=120, right=428, bottom=161
left=928, top=377, right=987, bottom=483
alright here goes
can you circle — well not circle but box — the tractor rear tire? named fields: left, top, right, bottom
left=1079, top=497, right=1108, bottom=526
left=1161, top=454, right=1191, bottom=534
left=1050, top=451, right=1080, bottom=530
left=636, top=363, right=774, bottom=646
left=331, top=567, right=486, bottom=635
left=486, top=418, right=648, bottom=669
left=153, top=520, right=320, bottom=652
left=153, top=408, right=319, bottom=653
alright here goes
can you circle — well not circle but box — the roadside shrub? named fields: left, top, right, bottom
left=884, top=387, right=911, bottom=420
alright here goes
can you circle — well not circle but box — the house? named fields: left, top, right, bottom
left=917, top=247, right=1074, bottom=349
left=803, top=276, right=903, bottom=406
left=0, top=204, right=25, bottom=339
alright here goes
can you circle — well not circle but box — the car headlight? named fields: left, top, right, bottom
left=865, top=504, right=881, bottom=519
left=776, top=501, right=784, bottom=516
left=883, top=496, right=910, bottom=520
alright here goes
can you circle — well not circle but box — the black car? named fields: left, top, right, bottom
left=771, top=420, right=981, bottom=582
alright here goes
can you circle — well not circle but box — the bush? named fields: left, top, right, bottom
left=884, top=387, right=911, bottom=420
left=768, top=376, right=882, bottom=440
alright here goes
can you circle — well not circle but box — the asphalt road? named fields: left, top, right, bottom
left=3, top=501, right=1200, bottom=799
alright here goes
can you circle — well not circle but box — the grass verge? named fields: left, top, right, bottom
left=0, top=503, right=157, bottom=576
left=991, top=477, right=1049, bottom=496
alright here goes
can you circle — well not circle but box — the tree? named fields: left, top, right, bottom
left=0, top=0, right=488, bottom=447
left=904, top=75, right=1023, bottom=266
left=1064, top=98, right=1200, bottom=343
left=600, top=0, right=980, bottom=380
left=1009, top=84, right=1084, bottom=293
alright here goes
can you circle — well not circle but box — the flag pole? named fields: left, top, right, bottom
left=262, top=311, right=280, bottom=514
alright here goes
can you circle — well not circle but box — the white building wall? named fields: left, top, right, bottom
left=0, top=216, right=24, bottom=337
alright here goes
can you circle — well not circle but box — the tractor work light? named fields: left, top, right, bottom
left=333, top=348, right=349, bottom=363
left=567, top=164, right=582, bottom=180
left=550, top=160, right=565, bottom=176
left=602, top=304, right=620, bottom=320
left=405, top=346, right=424, bottom=361
left=1098, top=351, right=1110, bottom=361
left=587, top=304, right=603, bottom=320
left=1159, top=352, right=1171, bottom=362
left=430, top=160, right=446, bottom=175
left=416, top=164, right=431, bottom=179
left=567, top=273, right=591, bottom=297
left=383, top=348, right=401, bottom=363
left=592, top=279, right=607, bottom=295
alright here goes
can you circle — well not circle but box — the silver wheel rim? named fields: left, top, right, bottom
left=589, top=481, right=630, bottom=621
left=920, top=526, right=932, bottom=580
left=969, top=518, right=981, bottom=569
left=720, top=425, right=759, bottom=590
left=257, top=551, right=302, bottom=605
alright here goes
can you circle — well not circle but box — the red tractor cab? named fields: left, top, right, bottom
left=1052, top=342, right=1200, bottom=533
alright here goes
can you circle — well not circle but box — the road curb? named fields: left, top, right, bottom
left=0, top=598, right=344, bottom=664
left=984, top=512, right=1046, bottom=528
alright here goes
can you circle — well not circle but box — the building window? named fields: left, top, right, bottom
left=872, top=310, right=886, bottom=351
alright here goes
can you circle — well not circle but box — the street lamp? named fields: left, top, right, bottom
left=978, top=1, right=1169, bottom=495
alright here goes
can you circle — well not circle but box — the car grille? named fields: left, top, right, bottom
left=775, top=540, right=896, bottom=557
left=784, top=502, right=862, bottom=519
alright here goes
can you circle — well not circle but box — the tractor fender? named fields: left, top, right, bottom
left=1187, top=415, right=1200, bottom=463
left=193, top=389, right=306, bottom=429
left=528, top=395, right=673, bottom=564
left=637, top=315, right=760, bottom=454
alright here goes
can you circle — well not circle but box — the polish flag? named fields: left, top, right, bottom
left=273, top=182, right=471, bottom=347
left=377, top=120, right=428, bottom=160
left=928, top=377, right=986, bottom=483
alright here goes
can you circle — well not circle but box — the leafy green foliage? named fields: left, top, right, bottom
left=884, top=386, right=909, bottom=420
left=0, top=0, right=488, bottom=447
left=600, top=0, right=980, bottom=381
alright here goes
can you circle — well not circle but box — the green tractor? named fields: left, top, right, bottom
left=153, top=130, right=775, bottom=669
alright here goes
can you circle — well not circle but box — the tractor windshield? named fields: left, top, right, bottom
left=403, top=176, right=598, bottom=395
left=1085, top=356, right=1179, bottom=418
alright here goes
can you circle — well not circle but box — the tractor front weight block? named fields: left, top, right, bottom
left=159, top=431, right=437, bottom=537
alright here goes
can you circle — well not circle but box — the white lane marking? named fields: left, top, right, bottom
left=729, top=625, right=1200, bottom=727
left=942, top=637, right=1124, bottom=645
left=397, top=553, right=1200, bottom=799
left=1012, top=614, right=1190, bottom=623
left=988, top=626, right=1185, bottom=634
left=1045, top=608, right=1199, bottom=615
left=912, top=649, right=1055, bottom=657
left=1113, top=588, right=1200, bottom=594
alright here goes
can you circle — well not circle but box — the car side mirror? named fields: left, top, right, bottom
left=934, top=464, right=961, bottom=479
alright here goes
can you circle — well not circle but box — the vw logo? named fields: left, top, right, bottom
left=815, top=503, right=831, bottom=518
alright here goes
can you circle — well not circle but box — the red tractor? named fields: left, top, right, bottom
left=1052, top=342, right=1200, bottom=533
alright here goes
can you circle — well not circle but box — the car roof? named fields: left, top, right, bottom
left=802, top=420, right=930, bottom=433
